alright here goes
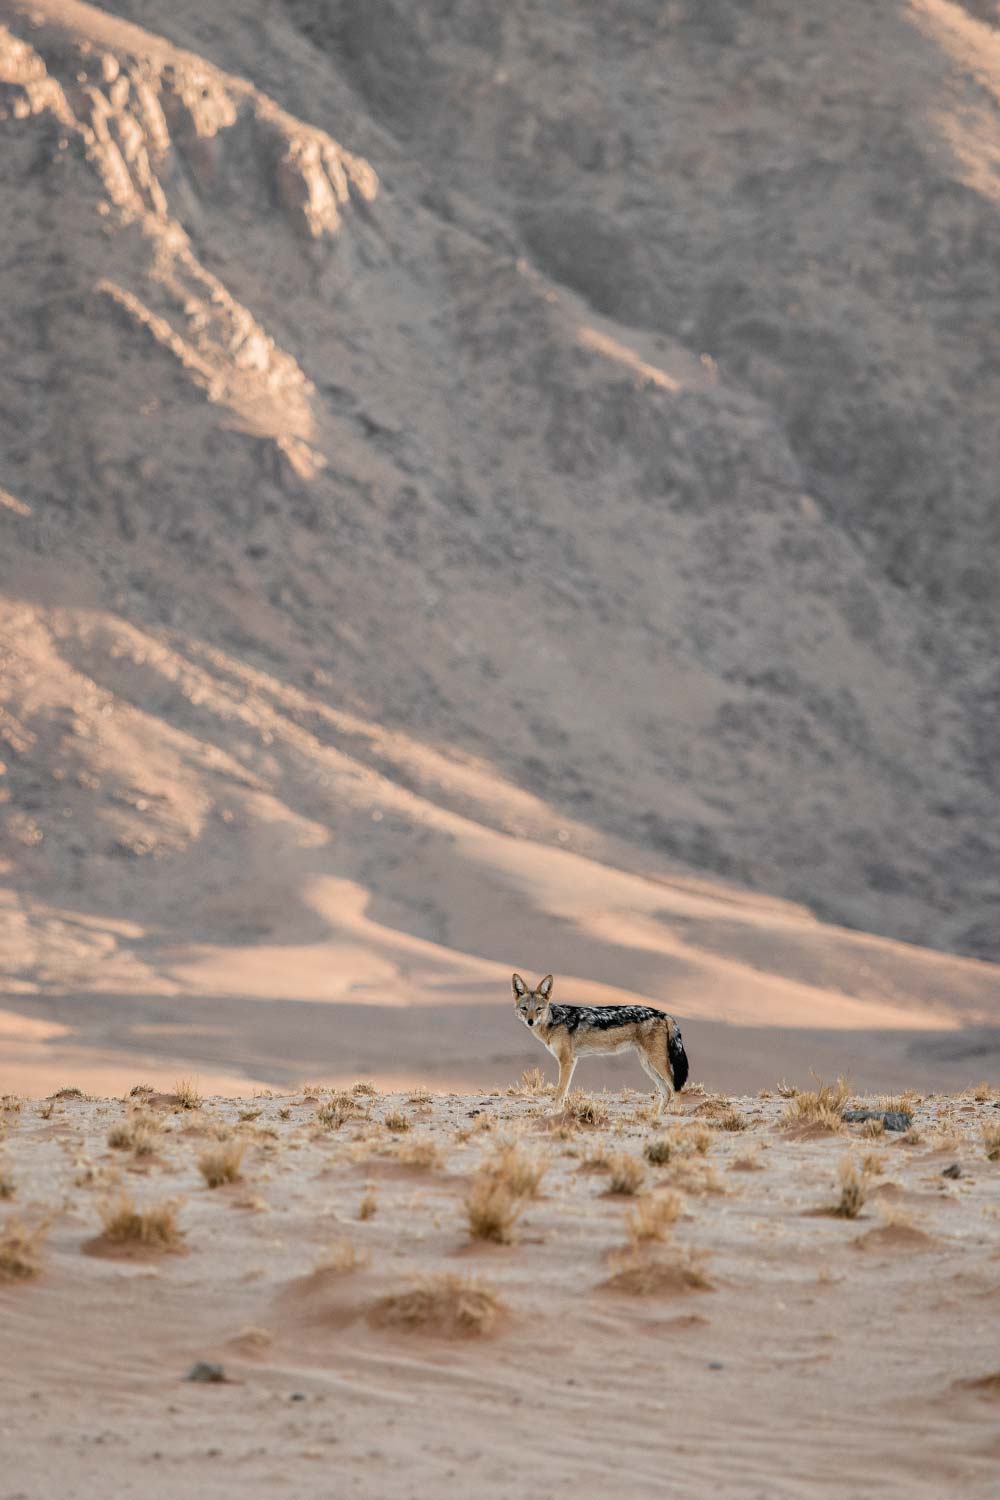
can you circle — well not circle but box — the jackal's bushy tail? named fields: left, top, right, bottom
left=668, top=1025, right=689, bottom=1092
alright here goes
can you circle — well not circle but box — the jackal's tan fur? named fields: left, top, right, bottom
left=512, top=973, right=688, bottom=1112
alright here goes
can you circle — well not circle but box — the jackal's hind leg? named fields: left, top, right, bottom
left=638, top=1049, right=673, bottom=1115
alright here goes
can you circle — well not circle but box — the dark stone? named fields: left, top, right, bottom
left=184, top=1362, right=227, bottom=1384
left=841, top=1108, right=912, bottom=1132
left=941, top=1163, right=962, bottom=1179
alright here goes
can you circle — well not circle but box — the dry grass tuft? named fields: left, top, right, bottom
left=0, top=1161, right=15, bottom=1199
left=314, top=1238, right=367, bottom=1275
left=605, top=1153, right=645, bottom=1196
left=780, top=1075, right=849, bottom=1133
left=859, top=1117, right=885, bottom=1139
left=107, top=1110, right=161, bottom=1157
left=317, top=1093, right=365, bottom=1129
left=730, top=1149, right=762, bottom=1172
left=716, top=1107, right=748, bottom=1132
left=626, top=1190, right=683, bottom=1244
left=861, top=1151, right=886, bottom=1176
left=406, top=1087, right=433, bottom=1106
left=580, top=1143, right=615, bottom=1172
left=352, top=1081, right=379, bottom=1099
left=1, top=1096, right=23, bottom=1113
left=0, top=1218, right=48, bottom=1281
left=383, top=1109, right=412, bottom=1133
left=877, top=1091, right=922, bottom=1115
left=828, top=1157, right=868, bottom=1219
left=358, top=1187, right=378, bottom=1221
left=776, top=1079, right=799, bottom=1098
left=482, top=1141, right=547, bottom=1200
left=369, top=1273, right=503, bottom=1338
left=128, top=1084, right=154, bottom=1098
left=983, top=1123, right=1000, bottom=1162
left=394, top=1135, right=444, bottom=1170
left=173, top=1080, right=202, bottom=1111
left=897, top=1127, right=923, bottom=1146
left=51, top=1086, right=85, bottom=1101
left=601, top=1246, right=712, bottom=1295
left=464, top=1176, right=524, bottom=1243
left=517, top=1067, right=554, bottom=1097
left=674, top=1124, right=714, bottom=1156
left=198, top=1138, right=246, bottom=1188
left=238, top=1108, right=262, bottom=1122
left=99, top=1192, right=182, bottom=1248
left=644, top=1136, right=675, bottom=1166
left=561, top=1090, right=610, bottom=1127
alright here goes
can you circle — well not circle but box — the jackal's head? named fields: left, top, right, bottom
left=512, top=972, right=553, bottom=1028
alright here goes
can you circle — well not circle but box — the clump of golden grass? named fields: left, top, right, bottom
left=897, top=1127, right=923, bottom=1146
left=861, top=1151, right=886, bottom=1176
left=406, top=1087, right=433, bottom=1106
left=669, top=1159, right=725, bottom=1196
left=877, top=1091, right=922, bottom=1115
left=828, top=1157, right=868, bottom=1219
left=983, top=1123, right=1000, bottom=1162
left=383, top=1109, right=411, bottom=1133
left=358, top=1187, right=378, bottom=1220
left=780, top=1075, right=849, bottom=1132
left=580, top=1142, right=615, bottom=1172
left=99, top=1192, right=181, bottom=1248
left=482, top=1141, right=547, bottom=1200
left=0, top=1218, right=47, bottom=1281
left=198, top=1138, right=246, bottom=1188
left=776, top=1079, right=799, bottom=1098
left=394, top=1135, right=444, bottom=1170
left=314, top=1238, right=367, bottom=1275
left=964, top=1081, right=997, bottom=1102
left=1, top=1096, right=23, bottom=1113
left=683, top=1081, right=709, bottom=1097
left=716, top=1107, right=748, bottom=1132
left=128, top=1084, right=154, bottom=1098
left=38, top=1102, right=54, bottom=1120
left=675, top=1124, right=713, bottom=1156
left=0, top=1161, right=15, bottom=1199
left=173, top=1080, right=202, bottom=1111
left=515, top=1066, right=553, bottom=1098
left=859, top=1117, right=885, bottom=1139
left=601, top=1246, right=712, bottom=1295
left=107, top=1110, right=161, bottom=1157
left=730, top=1149, right=762, bottom=1172
left=562, top=1091, right=610, bottom=1127
left=626, top=1190, right=683, bottom=1244
left=369, top=1273, right=503, bottom=1338
left=51, top=1086, right=85, bottom=1101
left=605, top=1153, right=645, bottom=1196
left=644, top=1136, right=674, bottom=1166
left=352, top=1081, right=379, bottom=1099
left=317, top=1093, right=365, bottom=1129
left=464, top=1176, right=524, bottom=1243
left=238, top=1108, right=261, bottom=1122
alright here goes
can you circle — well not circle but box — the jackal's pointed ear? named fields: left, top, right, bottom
left=537, top=974, right=554, bottom=999
left=512, top=973, right=527, bottom=998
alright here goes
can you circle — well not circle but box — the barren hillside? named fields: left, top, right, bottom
left=1, top=0, right=999, bottom=1088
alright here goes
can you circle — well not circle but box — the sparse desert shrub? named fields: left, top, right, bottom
left=406, top=1087, right=432, bottom=1106
left=198, top=1139, right=246, bottom=1188
left=518, top=1066, right=553, bottom=1097
left=352, top=1081, right=379, bottom=1099
left=683, top=1081, right=708, bottom=1097
left=173, top=1080, right=202, bottom=1111
left=383, top=1110, right=411, bottom=1133
left=314, top=1238, right=367, bottom=1274
left=562, top=1091, right=610, bottom=1127
left=966, top=1080, right=998, bottom=1103
left=601, top=1246, right=712, bottom=1295
left=51, top=1086, right=84, bottom=1101
left=776, top=1079, right=799, bottom=1098
left=897, top=1127, right=923, bottom=1146
left=107, top=1111, right=160, bottom=1157
left=859, top=1117, right=886, bottom=1139
left=238, top=1108, right=262, bottom=1122
left=317, top=1093, right=365, bottom=1129
left=483, top=1142, right=547, bottom=1199
left=394, top=1135, right=443, bottom=1170
left=358, top=1187, right=377, bottom=1220
left=0, top=1162, right=15, bottom=1199
left=730, top=1150, right=762, bottom=1172
left=0, top=1218, right=47, bottom=1281
left=861, top=1151, right=886, bottom=1176
left=674, top=1124, right=713, bottom=1156
left=605, top=1153, right=645, bottom=1196
left=626, top=1190, right=683, bottom=1244
left=99, top=1192, right=181, bottom=1248
left=38, top=1102, right=54, bottom=1120
left=983, top=1123, right=1000, bottom=1162
left=781, top=1075, right=849, bottom=1133
left=828, top=1157, right=868, bottom=1219
left=581, top=1143, right=615, bottom=1172
left=716, top=1107, right=748, bottom=1132
left=644, top=1136, right=674, bottom=1166
left=878, top=1091, right=922, bottom=1115
left=128, top=1084, right=154, bottom=1098
left=369, top=1273, right=503, bottom=1337
left=1, top=1096, right=23, bottom=1113
left=464, top=1175, right=524, bottom=1243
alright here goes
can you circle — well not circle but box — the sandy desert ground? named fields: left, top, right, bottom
left=1, top=1077, right=999, bottom=1499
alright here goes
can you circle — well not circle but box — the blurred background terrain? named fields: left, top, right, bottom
left=1, top=0, right=998, bottom=1092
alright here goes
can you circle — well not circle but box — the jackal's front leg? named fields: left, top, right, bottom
left=552, top=1054, right=577, bottom=1110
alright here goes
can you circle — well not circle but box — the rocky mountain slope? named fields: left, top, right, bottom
left=2, top=0, right=1000, bottom=1032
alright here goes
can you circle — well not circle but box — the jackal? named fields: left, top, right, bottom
left=513, top=973, right=689, bottom=1111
